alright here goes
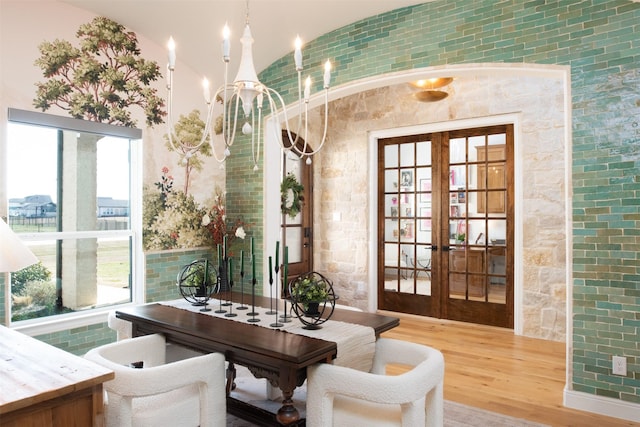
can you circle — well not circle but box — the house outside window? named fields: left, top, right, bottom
left=5, top=109, right=142, bottom=327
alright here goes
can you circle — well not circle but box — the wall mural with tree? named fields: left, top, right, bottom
left=33, top=17, right=165, bottom=128
left=32, top=17, right=243, bottom=253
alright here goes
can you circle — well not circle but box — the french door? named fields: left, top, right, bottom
left=378, top=125, right=514, bottom=328
left=280, top=132, right=313, bottom=296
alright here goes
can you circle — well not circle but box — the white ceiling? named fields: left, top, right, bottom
left=61, top=0, right=428, bottom=86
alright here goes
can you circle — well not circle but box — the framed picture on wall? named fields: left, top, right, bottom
left=401, top=170, right=413, bottom=188
left=420, top=179, right=431, bottom=203
left=420, top=207, right=431, bottom=231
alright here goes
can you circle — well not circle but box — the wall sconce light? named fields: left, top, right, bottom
left=409, top=77, right=453, bottom=102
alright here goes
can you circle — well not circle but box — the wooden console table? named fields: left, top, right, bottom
left=0, top=325, right=114, bottom=427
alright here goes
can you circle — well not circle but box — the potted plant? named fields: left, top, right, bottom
left=289, top=272, right=330, bottom=316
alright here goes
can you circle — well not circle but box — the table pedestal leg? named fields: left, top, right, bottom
left=276, top=389, right=299, bottom=425
left=226, top=362, right=237, bottom=395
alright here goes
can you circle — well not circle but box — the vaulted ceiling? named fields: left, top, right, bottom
left=61, top=0, right=428, bottom=87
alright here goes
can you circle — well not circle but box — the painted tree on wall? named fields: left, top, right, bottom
left=163, top=110, right=212, bottom=195
left=33, top=17, right=165, bottom=128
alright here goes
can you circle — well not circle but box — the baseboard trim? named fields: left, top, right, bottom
left=564, top=388, right=640, bottom=423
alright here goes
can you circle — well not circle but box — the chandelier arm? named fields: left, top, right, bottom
left=252, top=104, right=262, bottom=169
left=301, top=88, right=330, bottom=156
left=310, top=88, right=331, bottom=154
left=265, top=87, right=305, bottom=154
left=217, top=85, right=240, bottom=150
left=165, top=65, right=180, bottom=152
left=293, top=87, right=330, bottom=157
left=221, top=59, right=230, bottom=146
left=207, top=125, right=228, bottom=164
left=286, top=70, right=305, bottom=146
left=166, top=64, right=211, bottom=154
left=228, top=91, right=243, bottom=146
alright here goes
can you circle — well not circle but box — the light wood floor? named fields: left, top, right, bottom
left=379, top=311, right=637, bottom=427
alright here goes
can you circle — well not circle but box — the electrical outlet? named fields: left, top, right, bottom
left=612, top=356, right=627, bottom=376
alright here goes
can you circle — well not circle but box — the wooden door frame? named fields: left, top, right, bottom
left=377, top=125, right=514, bottom=328
left=280, top=131, right=314, bottom=295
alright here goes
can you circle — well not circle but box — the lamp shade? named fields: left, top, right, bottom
left=0, top=217, right=38, bottom=272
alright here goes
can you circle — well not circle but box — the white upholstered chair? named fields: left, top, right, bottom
left=85, top=333, right=226, bottom=427
left=306, top=338, right=444, bottom=427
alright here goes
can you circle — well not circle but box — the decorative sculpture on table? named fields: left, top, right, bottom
left=289, top=271, right=338, bottom=330
left=177, top=259, right=218, bottom=311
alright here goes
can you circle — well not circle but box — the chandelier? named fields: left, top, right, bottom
left=165, top=3, right=332, bottom=170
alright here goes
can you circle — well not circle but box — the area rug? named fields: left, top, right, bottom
left=226, top=367, right=548, bottom=427
left=227, top=400, right=548, bottom=426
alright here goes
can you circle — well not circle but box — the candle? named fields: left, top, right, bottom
left=324, top=60, right=331, bottom=88
left=304, top=77, right=311, bottom=101
left=202, top=78, right=211, bottom=103
left=251, top=237, right=255, bottom=256
left=223, top=235, right=227, bottom=259
left=269, top=256, right=273, bottom=283
left=252, top=253, right=256, bottom=281
left=283, top=246, right=288, bottom=289
left=217, top=244, right=222, bottom=267
left=167, top=37, right=176, bottom=68
left=275, top=241, right=280, bottom=270
left=203, top=259, right=209, bottom=286
left=222, top=24, right=230, bottom=60
left=240, top=250, right=244, bottom=274
left=294, top=36, right=303, bottom=70
left=228, top=257, right=233, bottom=283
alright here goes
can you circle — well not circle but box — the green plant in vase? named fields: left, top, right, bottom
left=290, top=272, right=329, bottom=315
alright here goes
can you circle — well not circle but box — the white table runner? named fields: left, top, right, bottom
left=161, top=298, right=375, bottom=372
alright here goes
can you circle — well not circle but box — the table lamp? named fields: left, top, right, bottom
left=0, top=217, right=38, bottom=272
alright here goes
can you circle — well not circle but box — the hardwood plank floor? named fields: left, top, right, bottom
left=379, top=311, right=637, bottom=427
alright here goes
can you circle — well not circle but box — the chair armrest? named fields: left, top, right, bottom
left=87, top=333, right=167, bottom=368
left=308, top=358, right=441, bottom=405
left=108, top=311, right=132, bottom=341
left=371, top=338, right=442, bottom=373
left=86, top=350, right=225, bottom=398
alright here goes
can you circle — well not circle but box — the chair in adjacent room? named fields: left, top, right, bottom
left=85, top=333, right=226, bottom=427
left=306, top=337, right=444, bottom=427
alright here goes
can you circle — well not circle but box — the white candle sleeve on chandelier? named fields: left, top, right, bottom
left=304, top=77, right=311, bottom=101
left=167, top=37, right=176, bottom=68
left=202, top=78, right=211, bottom=103
left=222, top=24, right=230, bottom=60
left=324, top=60, right=331, bottom=88
left=294, top=36, right=303, bottom=70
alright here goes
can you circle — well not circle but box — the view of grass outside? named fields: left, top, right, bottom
left=11, top=220, right=131, bottom=321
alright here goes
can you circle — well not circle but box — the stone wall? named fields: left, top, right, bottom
left=312, top=73, right=567, bottom=341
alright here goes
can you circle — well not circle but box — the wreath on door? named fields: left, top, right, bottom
left=281, top=173, right=304, bottom=219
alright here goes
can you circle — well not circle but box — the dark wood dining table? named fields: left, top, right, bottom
left=116, top=294, right=399, bottom=426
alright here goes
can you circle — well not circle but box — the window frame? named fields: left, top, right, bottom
left=5, top=108, right=144, bottom=335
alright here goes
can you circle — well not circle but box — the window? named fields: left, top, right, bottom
left=6, top=109, right=142, bottom=328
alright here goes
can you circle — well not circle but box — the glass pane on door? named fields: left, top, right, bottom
left=383, top=139, right=432, bottom=297
left=448, top=132, right=507, bottom=304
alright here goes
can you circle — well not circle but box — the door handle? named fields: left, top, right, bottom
left=442, top=246, right=450, bottom=252
left=431, top=245, right=438, bottom=251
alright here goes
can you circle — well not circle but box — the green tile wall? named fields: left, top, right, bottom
left=228, top=0, right=640, bottom=403
left=35, top=322, right=115, bottom=356
left=145, top=248, right=216, bottom=302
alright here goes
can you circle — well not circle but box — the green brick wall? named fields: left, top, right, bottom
left=145, top=248, right=215, bottom=302
left=228, top=0, right=640, bottom=403
left=34, top=322, right=115, bottom=356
